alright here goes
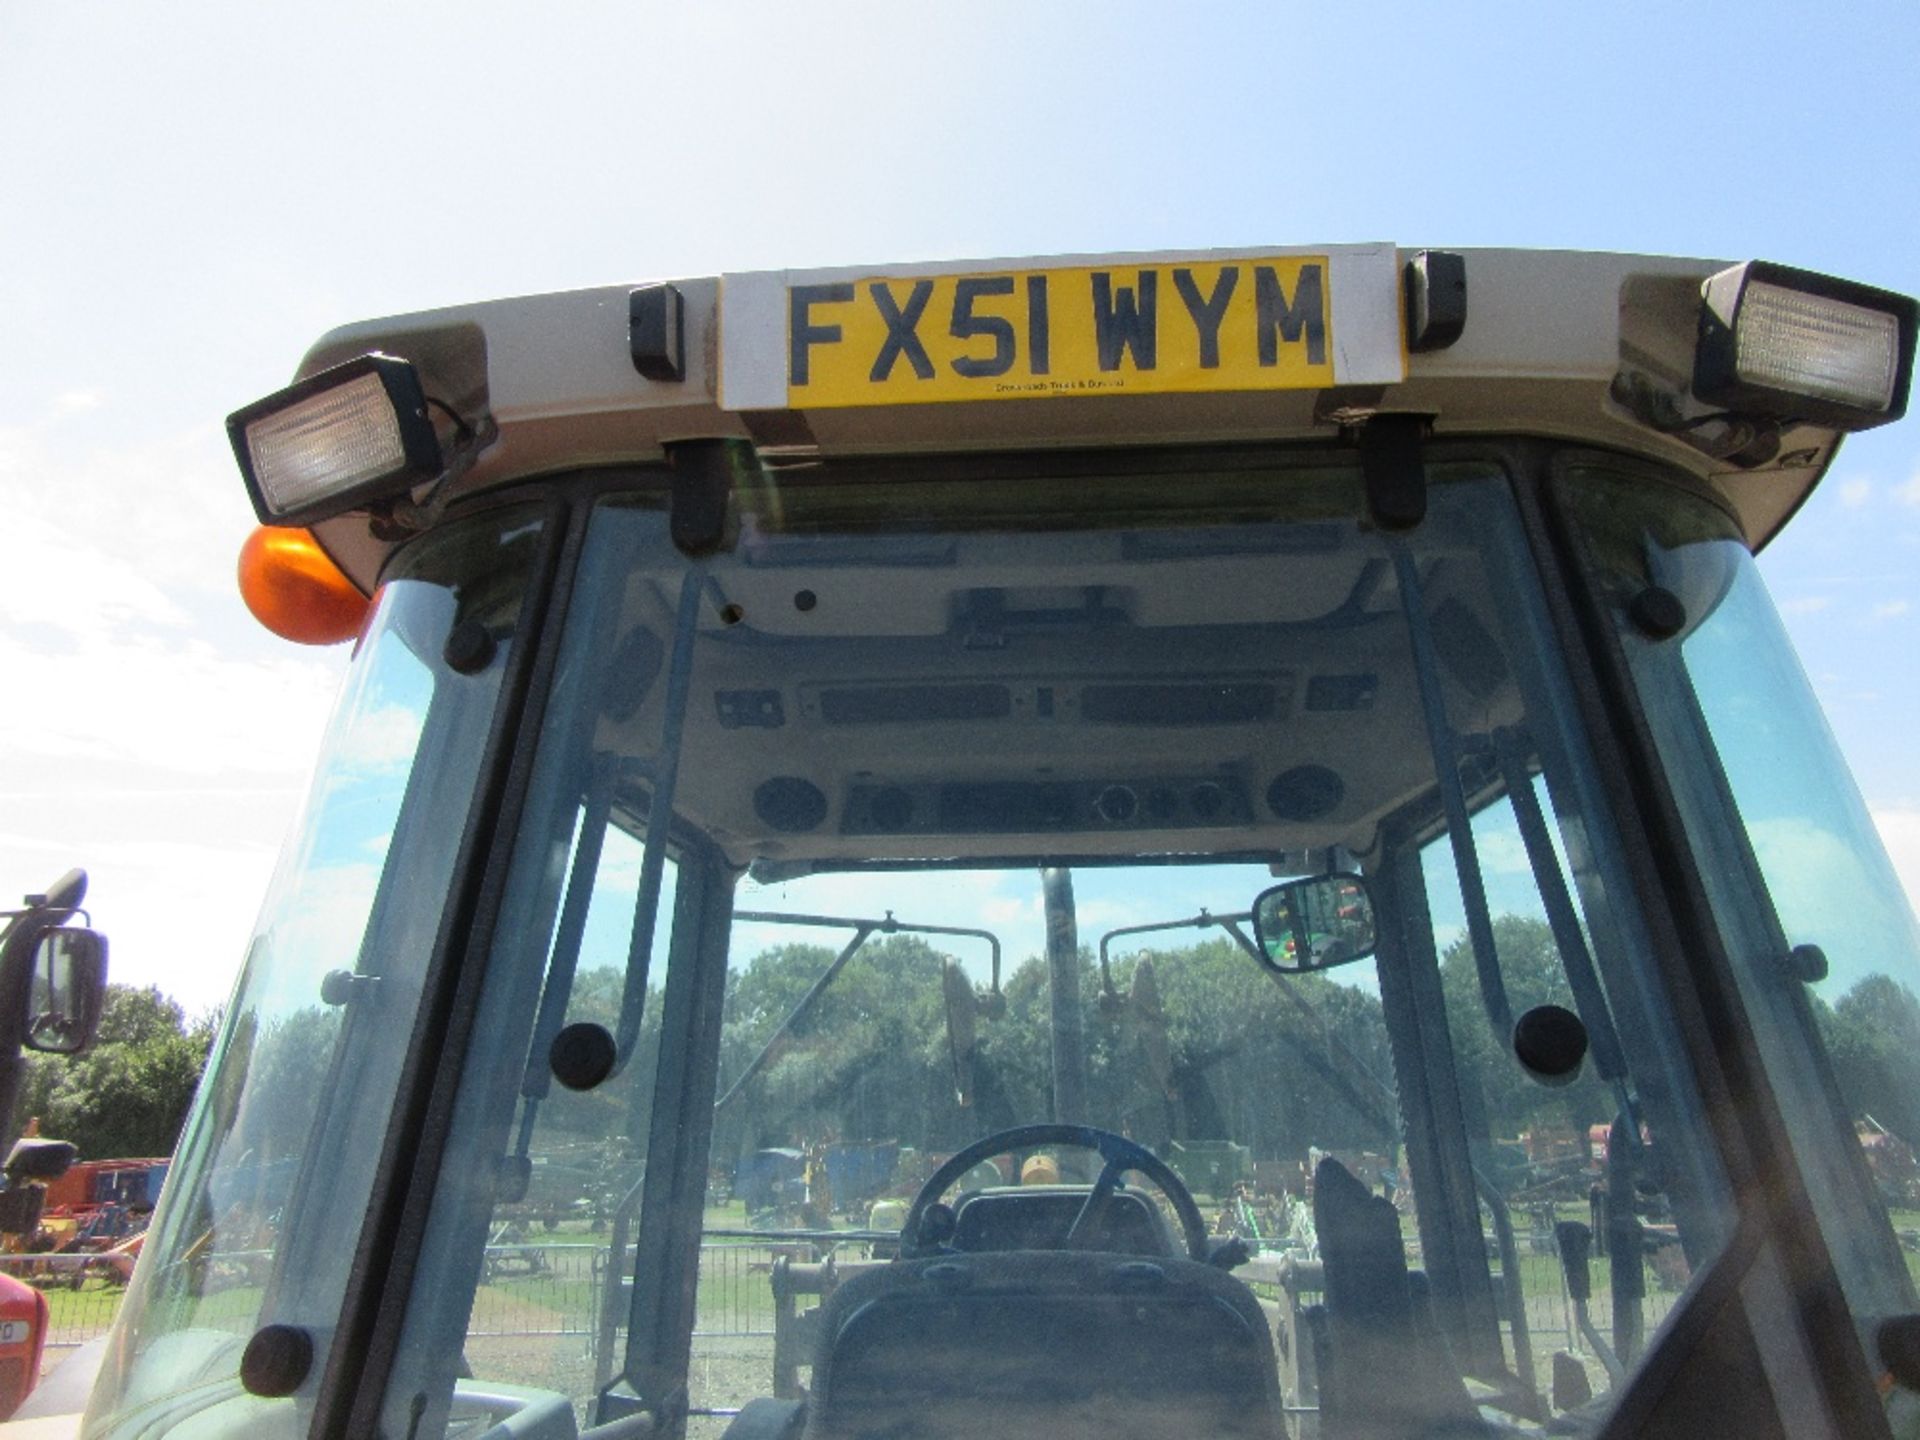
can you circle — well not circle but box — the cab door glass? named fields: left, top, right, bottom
left=1561, top=464, right=1920, bottom=1329
left=87, top=509, right=544, bottom=1431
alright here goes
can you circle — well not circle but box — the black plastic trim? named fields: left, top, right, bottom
left=1404, top=250, right=1467, bottom=353
left=1524, top=450, right=1892, bottom=1439
left=228, top=352, right=443, bottom=527
left=630, top=283, right=686, bottom=383
left=316, top=491, right=580, bottom=1440
left=1695, top=260, right=1916, bottom=431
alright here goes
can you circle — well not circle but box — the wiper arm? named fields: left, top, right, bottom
left=715, top=910, right=1002, bottom=1111
left=1391, top=541, right=1514, bottom=1043
left=1097, top=910, right=1400, bottom=1143
left=1491, top=725, right=1631, bottom=1094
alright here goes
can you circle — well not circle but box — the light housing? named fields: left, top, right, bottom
left=227, top=353, right=443, bottom=525
left=237, top=525, right=371, bottom=645
left=1693, top=261, right=1917, bottom=431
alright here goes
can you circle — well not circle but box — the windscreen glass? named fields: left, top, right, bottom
left=372, top=456, right=1731, bottom=1440
left=85, top=509, right=543, bottom=1437
left=1563, top=465, right=1920, bottom=1337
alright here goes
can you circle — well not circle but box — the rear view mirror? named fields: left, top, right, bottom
left=1251, top=874, right=1376, bottom=974
left=26, top=928, right=107, bottom=1055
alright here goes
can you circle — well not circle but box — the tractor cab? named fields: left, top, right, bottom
left=74, top=248, right=1920, bottom=1438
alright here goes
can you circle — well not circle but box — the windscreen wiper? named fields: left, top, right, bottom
left=714, top=910, right=1002, bottom=1111
left=1096, top=910, right=1399, bottom=1144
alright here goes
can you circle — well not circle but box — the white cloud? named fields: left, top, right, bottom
left=0, top=827, right=284, bottom=1016
left=0, top=405, right=350, bottom=1013
left=1872, top=600, right=1911, bottom=621
left=1749, top=816, right=1920, bottom=990
left=1877, top=809, right=1920, bottom=920
left=1898, top=471, right=1920, bottom=508
left=1840, top=479, right=1872, bottom=509
left=1780, top=595, right=1833, bottom=616
left=0, top=630, right=338, bottom=778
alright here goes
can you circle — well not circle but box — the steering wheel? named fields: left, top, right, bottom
left=900, top=1123, right=1210, bottom=1262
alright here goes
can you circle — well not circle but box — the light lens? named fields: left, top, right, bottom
left=244, top=372, right=410, bottom=515
left=1735, top=281, right=1901, bottom=413
left=237, top=526, right=371, bottom=645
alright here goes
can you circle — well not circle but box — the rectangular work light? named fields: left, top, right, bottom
left=228, top=353, right=443, bottom=526
left=1694, top=261, right=1917, bottom=431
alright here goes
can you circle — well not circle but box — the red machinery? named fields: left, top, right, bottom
left=0, top=1270, right=48, bottom=1417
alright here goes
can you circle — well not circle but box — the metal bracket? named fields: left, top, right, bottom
left=664, top=438, right=753, bottom=557
left=1358, top=413, right=1430, bottom=531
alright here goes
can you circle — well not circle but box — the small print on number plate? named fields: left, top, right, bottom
left=719, top=247, right=1404, bottom=411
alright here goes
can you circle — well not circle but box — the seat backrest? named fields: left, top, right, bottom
left=804, top=1249, right=1285, bottom=1440
left=1312, top=1157, right=1487, bottom=1439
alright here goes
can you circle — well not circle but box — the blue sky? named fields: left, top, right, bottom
left=3, top=1, right=1918, bottom=1013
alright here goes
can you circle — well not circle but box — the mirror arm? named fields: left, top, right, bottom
left=1097, top=910, right=1252, bottom=1002
left=732, top=910, right=1002, bottom=998
left=1390, top=540, right=1514, bottom=1042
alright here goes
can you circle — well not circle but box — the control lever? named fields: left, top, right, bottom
left=1556, top=1221, right=1624, bottom=1383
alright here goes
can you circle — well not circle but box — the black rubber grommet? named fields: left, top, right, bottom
left=549, top=1022, right=617, bottom=1092
left=1629, top=586, right=1687, bottom=640
left=1787, top=943, right=1830, bottom=984
left=1513, top=1004, right=1589, bottom=1086
left=240, top=1323, right=314, bottom=1398
left=444, top=620, right=497, bottom=674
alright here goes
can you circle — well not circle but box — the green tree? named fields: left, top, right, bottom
left=17, top=985, right=216, bottom=1158
left=1818, top=973, right=1920, bottom=1147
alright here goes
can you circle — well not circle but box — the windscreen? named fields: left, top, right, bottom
left=362, top=455, right=1732, bottom=1440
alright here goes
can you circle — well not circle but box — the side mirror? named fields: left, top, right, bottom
left=1251, top=874, right=1376, bottom=974
left=25, top=928, right=108, bottom=1056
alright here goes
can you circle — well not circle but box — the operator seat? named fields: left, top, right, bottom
left=801, top=1248, right=1286, bottom=1440
left=1310, top=1157, right=1489, bottom=1439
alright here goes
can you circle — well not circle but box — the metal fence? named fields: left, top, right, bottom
left=465, top=1238, right=793, bottom=1341
left=1, top=1232, right=1683, bottom=1382
left=0, top=1254, right=127, bottom=1356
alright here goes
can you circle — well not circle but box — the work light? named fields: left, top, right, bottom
left=1693, top=261, right=1917, bottom=431
left=228, top=353, right=443, bottom=526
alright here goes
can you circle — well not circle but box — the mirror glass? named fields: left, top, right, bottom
left=26, top=927, right=107, bottom=1055
left=1251, top=874, right=1375, bottom=973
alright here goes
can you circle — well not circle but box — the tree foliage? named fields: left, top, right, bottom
left=17, top=984, right=216, bottom=1159
left=709, top=932, right=1399, bottom=1170
left=1815, top=972, right=1920, bottom=1147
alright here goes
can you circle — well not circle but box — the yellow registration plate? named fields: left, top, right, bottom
left=719, top=248, right=1403, bottom=411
